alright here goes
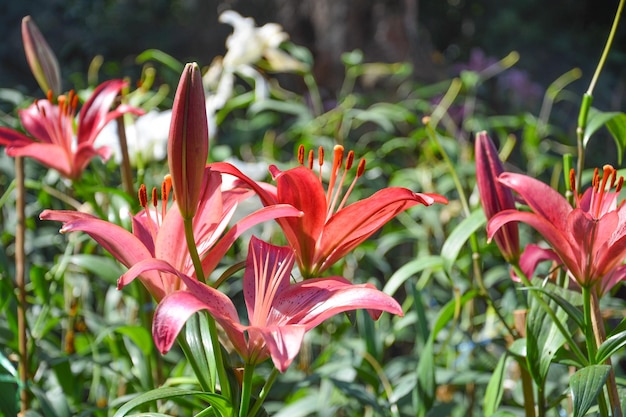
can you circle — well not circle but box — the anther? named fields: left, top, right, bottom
left=345, top=151, right=355, bottom=170
left=138, top=184, right=148, bottom=208
left=297, top=145, right=305, bottom=165
left=569, top=168, right=576, bottom=195
left=151, top=187, right=158, bottom=208
left=356, top=159, right=366, bottom=178
left=307, top=150, right=314, bottom=169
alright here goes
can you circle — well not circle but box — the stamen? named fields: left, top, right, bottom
left=138, top=184, right=148, bottom=208
left=337, top=158, right=366, bottom=212
left=326, top=145, right=344, bottom=206
left=569, top=168, right=576, bottom=195
left=47, top=90, right=53, bottom=103
left=307, top=149, right=314, bottom=169
left=162, top=175, right=172, bottom=219
left=617, top=176, right=624, bottom=193
left=151, top=187, right=158, bottom=208
left=317, top=146, right=324, bottom=182
left=356, top=158, right=366, bottom=178
left=297, top=145, right=305, bottom=165
left=345, top=150, right=355, bottom=170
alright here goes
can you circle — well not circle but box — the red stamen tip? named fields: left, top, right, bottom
left=356, top=158, right=366, bottom=177
left=297, top=145, right=305, bottom=165
left=307, top=150, right=314, bottom=169
left=151, top=187, right=158, bottom=208
left=345, top=150, right=355, bottom=170
left=138, top=184, right=148, bottom=208
left=569, top=168, right=576, bottom=193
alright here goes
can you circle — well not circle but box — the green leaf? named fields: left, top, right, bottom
left=596, top=326, right=626, bottom=364
left=522, top=285, right=584, bottom=330
left=415, top=337, right=435, bottom=417
left=114, top=325, right=154, bottom=357
left=112, top=387, right=232, bottom=417
left=415, top=290, right=479, bottom=417
left=606, top=113, right=626, bottom=165
left=583, top=108, right=626, bottom=164
left=67, top=254, right=125, bottom=285
left=136, top=49, right=184, bottom=73
left=383, top=255, right=444, bottom=296
left=525, top=293, right=568, bottom=386
left=440, top=209, right=486, bottom=273
left=483, top=353, right=509, bottom=417
left=570, top=365, right=611, bottom=417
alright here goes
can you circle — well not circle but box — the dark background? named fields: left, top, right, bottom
left=1, top=0, right=625, bottom=111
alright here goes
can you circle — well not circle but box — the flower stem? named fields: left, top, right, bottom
left=582, top=286, right=610, bottom=417
left=115, top=110, right=134, bottom=197
left=590, top=289, right=623, bottom=417
left=576, top=0, right=625, bottom=185
left=15, top=156, right=29, bottom=414
left=183, top=217, right=205, bottom=283
left=182, top=217, right=231, bottom=401
left=248, top=368, right=279, bottom=417
left=239, top=363, right=255, bottom=417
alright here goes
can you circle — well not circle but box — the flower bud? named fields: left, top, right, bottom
left=168, top=62, right=209, bottom=219
left=475, top=131, right=520, bottom=262
left=22, top=16, right=61, bottom=96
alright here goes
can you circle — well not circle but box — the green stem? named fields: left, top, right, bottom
left=586, top=0, right=625, bottom=96
left=207, top=314, right=231, bottom=400
left=512, top=263, right=588, bottom=366
left=425, top=121, right=515, bottom=338
left=183, top=217, right=205, bottom=283
left=15, top=157, right=29, bottom=414
left=248, top=368, right=279, bottom=417
left=537, top=387, right=546, bottom=417
left=239, top=363, right=255, bottom=417
left=582, top=286, right=610, bottom=417
left=577, top=0, right=625, bottom=185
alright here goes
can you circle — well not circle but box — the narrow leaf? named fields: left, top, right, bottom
left=441, top=209, right=486, bottom=272
left=112, top=387, right=232, bottom=417
left=596, top=327, right=626, bottom=364
left=483, top=353, right=509, bottom=417
left=570, top=365, right=611, bottom=417
left=525, top=294, right=568, bottom=386
left=383, top=255, right=444, bottom=296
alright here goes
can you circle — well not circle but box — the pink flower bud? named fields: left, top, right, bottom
left=22, top=16, right=61, bottom=96
left=168, top=62, right=209, bottom=219
left=475, top=131, right=520, bottom=262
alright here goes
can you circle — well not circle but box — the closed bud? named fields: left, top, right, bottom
left=168, top=62, right=209, bottom=219
left=22, top=16, right=61, bottom=96
left=475, top=131, right=520, bottom=262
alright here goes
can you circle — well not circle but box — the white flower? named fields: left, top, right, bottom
left=95, top=109, right=171, bottom=166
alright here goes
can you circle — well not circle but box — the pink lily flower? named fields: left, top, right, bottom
left=475, top=131, right=520, bottom=262
left=0, top=80, right=143, bottom=180
left=40, top=167, right=302, bottom=301
left=147, top=236, right=403, bottom=372
left=211, top=145, right=448, bottom=277
left=487, top=165, right=626, bottom=294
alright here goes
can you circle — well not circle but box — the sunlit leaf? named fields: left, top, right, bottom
left=112, top=387, right=232, bottom=417
left=570, top=365, right=611, bottom=417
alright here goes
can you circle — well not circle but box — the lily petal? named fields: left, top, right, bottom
left=316, top=187, right=443, bottom=274
left=497, top=172, right=572, bottom=232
